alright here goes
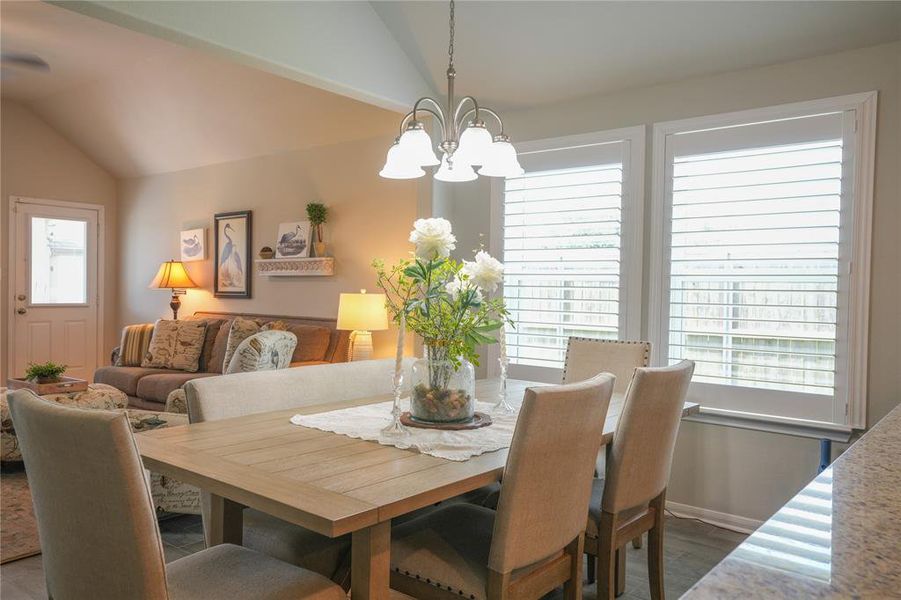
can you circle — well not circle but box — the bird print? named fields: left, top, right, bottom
left=218, top=223, right=244, bottom=288
left=181, top=234, right=201, bottom=257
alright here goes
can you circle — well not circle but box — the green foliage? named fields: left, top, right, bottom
left=306, top=203, right=328, bottom=240
left=372, top=256, right=511, bottom=376
left=25, top=361, right=67, bottom=382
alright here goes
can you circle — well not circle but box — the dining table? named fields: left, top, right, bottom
left=137, top=378, right=700, bottom=600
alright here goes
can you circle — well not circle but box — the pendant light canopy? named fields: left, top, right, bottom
left=380, top=0, right=522, bottom=182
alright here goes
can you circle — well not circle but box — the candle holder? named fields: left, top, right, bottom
left=381, top=313, right=409, bottom=437
left=492, top=354, right=515, bottom=415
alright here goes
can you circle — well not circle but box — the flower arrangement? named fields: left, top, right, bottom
left=373, top=218, right=510, bottom=423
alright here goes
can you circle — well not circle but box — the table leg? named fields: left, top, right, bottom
left=352, top=521, right=391, bottom=600
left=203, top=492, right=244, bottom=547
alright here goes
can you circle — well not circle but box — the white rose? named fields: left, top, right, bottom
left=461, top=250, right=504, bottom=293
left=445, top=276, right=482, bottom=303
left=409, top=218, right=456, bottom=259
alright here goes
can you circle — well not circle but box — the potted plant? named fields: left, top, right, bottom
left=373, top=218, right=510, bottom=424
left=25, top=361, right=67, bottom=384
left=306, top=202, right=328, bottom=257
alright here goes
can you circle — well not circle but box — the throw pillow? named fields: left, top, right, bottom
left=221, top=317, right=260, bottom=372
left=141, top=320, right=207, bottom=372
left=115, top=323, right=155, bottom=366
left=261, top=320, right=288, bottom=332
left=225, top=331, right=298, bottom=374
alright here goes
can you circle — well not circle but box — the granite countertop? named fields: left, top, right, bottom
left=683, top=403, right=901, bottom=598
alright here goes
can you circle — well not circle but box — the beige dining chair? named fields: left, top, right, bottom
left=389, top=373, right=616, bottom=600
left=562, top=337, right=651, bottom=394
left=6, top=389, right=345, bottom=600
left=584, top=360, right=694, bottom=600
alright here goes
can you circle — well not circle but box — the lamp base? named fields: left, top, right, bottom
left=169, top=293, right=181, bottom=320
left=348, top=330, right=373, bottom=362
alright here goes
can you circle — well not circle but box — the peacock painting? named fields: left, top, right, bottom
left=214, top=211, right=252, bottom=298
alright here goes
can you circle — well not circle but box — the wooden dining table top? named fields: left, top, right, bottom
left=137, top=378, right=700, bottom=538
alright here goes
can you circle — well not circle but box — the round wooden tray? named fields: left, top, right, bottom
left=400, top=411, right=493, bottom=430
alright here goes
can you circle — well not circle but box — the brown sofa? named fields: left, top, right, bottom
left=94, top=311, right=349, bottom=410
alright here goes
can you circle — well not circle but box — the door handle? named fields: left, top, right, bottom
left=16, top=308, right=26, bottom=315
left=17, top=294, right=26, bottom=301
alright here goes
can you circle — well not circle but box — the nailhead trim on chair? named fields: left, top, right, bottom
left=393, top=566, right=479, bottom=600
left=561, top=337, right=651, bottom=383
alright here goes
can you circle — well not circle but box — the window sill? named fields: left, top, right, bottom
left=684, top=409, right=858, bottom=442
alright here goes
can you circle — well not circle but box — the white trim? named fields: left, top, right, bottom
left=648, top=92, right=877, bottom=430
left=490, top=126, right=645, bottom=380
left=666, top=500, right=763, bottom=535
left=7, top=196, right=106, bottom=378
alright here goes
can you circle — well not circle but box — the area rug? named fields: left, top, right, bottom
left=1, top=470, right=40, bottom=564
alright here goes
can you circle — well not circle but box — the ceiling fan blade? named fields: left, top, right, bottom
left=0, top=51, right=50, bottom=71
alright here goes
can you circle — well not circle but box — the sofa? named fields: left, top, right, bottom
left=94, top=311, right=350, bottom=411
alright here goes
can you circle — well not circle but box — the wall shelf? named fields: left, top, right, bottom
left=255, top=257, right=335, bottom=277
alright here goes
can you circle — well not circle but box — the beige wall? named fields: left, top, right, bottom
left=453, top=42, right=901, bottom=521
left=0, top=100, right=119, bottom=379
left=117, top=135, right=418, bottom=357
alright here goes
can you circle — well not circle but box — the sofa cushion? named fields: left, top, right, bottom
left=115, top=324, right=155, bottom=367
left=142, top=320, right=207, bottom=372
left=195, top=318, right=228, bottom=372
left=208, top=320, right=234, bottom=374
left=222, top=317, right=260, bottom=372
left=135, top=372, right=219, bottom=405
left=287, top=324, right=332, bottom=363
left=94, top=366, right=185, bottom=397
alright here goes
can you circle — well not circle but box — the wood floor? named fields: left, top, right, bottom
left=0, top=514, right=745, bottom=599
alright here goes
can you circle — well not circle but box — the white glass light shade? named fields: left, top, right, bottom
left=454, top=123, right=494, bottom=166
left=478, top=140, right=524, bottom=178
left=434, top=153, right=477, bottom=182
left=398, top=127, right=439, bottom=167
left=379, top=142, right=425, bottom=179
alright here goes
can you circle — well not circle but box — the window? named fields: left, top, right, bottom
left=491, top=128, right=644, bottom=382
left=30, top=216, right=88, bottom=304
left=651, top=93, right=876, bottom=429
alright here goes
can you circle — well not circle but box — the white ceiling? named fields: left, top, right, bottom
left=0, top=1, right=400, bottom=177
left=372, top=1, right=901, bottom=110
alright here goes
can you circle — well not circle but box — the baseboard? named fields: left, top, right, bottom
left=665, top=500, right=763, bottom=535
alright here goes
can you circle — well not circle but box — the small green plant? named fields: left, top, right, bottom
left=25, top=361, right=67, bottom=383
left=306, top=202, right=328, bottom=242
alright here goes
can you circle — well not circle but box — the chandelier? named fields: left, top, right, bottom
left=380, top=0, right=523, bottom=182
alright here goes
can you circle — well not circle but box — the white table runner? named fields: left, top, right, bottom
left=291, top=398, right=520, bottom=461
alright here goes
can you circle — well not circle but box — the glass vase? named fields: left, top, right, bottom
left=410, top=348, right=475, bottom=424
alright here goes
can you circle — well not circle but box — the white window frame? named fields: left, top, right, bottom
left=489, top=126, right=646, bottom=382
left=649, top=92, right=877, bottom=431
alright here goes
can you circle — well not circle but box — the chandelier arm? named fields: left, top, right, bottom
left=457, top=106, right=506, bottom=135
left=408, top=97, right=448, bottom=138
left=452, top=96, right=481, bottom=130
left=400, top=107, right=447, bottom=138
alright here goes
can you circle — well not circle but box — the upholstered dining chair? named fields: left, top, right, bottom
left=584, top=360, right=695, bottom=600
left=6, top=389, right=345, bottom=600
left=562, top=337, right=651, bottom=394
left=389, top=373, right=616, bottom=600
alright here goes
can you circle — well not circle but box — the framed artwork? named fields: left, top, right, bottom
left=275, top=220, right=311, bottom=258
left=214, top=211, right=252, bottom=298
left=179, top=228, right=206, bottom=262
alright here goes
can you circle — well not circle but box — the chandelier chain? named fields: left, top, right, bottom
left=448, top=0, right=455, bottom=70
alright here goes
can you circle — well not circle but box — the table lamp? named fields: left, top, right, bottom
left=149, top=260, right=198, bottom=320
left=337, top=290, right=388, bottom=361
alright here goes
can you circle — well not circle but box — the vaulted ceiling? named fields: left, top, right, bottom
left=2, top=1, right=899, bottom=178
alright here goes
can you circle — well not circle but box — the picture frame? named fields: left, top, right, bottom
left=214, top=211, right=252, bottom=298
left=179, top=228, right=206, bottom=262
left=275, top=220, right=312, bottom=258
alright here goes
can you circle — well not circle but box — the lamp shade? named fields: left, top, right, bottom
left=478, top=139, right=524, bottom=178
left=149, top=260, right=197, bottom=290
left=337, top=291, right=389, bottom=331
left=379, top=141, right=425, bottom=179
left=454, top=122, right=494, bottom=167
left=398, top=126, right=440, bottom=167
left=434, top=153, right=478, bottom=182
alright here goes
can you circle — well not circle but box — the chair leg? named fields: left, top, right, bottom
left=615, top=547, right=626, bottom=597
left=632, top=535, right=643, bottom=549
left=597, top=512, right=618, bottom=600
left=648, top=492, right=666, bottom=600
left=586, top=553, right=597, bottom=585
left=564, top=535, right=584, bottom=600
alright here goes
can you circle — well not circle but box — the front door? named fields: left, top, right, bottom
left=11, top=198, right=101, bottom=381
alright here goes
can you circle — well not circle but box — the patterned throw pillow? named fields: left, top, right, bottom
left=225, top=331, right=298, bottom=374
left=261, top=320, right=288, bottom=332
left=141, top=320, right=207, bottom=372
left=221, top=317, right=260, bottom=372
left=115, top=323, right=155, bottom=366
